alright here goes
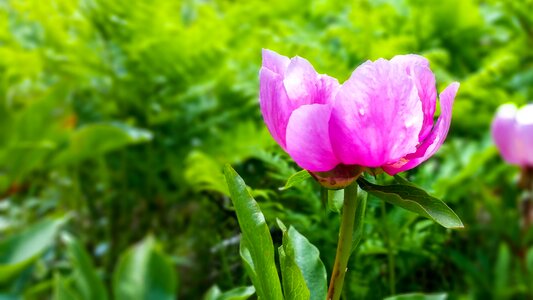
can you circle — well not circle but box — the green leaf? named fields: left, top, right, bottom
left=327, top=189, right=344, bottom=213
left=280, top=170, right=311, bottom=191
left=527, top=247, right=533, bottom=275
left=357, top=177, right=463, bottom=229
left=351, top=188, right=367, bottom=253
left=53, top=274, right=81, bottom=300
left=384, top=293, right=447, bottom=300
left=277, top=221, right=309, bottom=300
left=277, top=220, right=327, bottom=300
left=0, top=218, right=64, bottom=284
left=204, top=285, right=255, bottom=300
left=223, top=165, right=283, bottom=300
left=113, top=236, right=177, bottom=300
left=52, top=123, right=152, bottom=166
left=278, top=245, right=309, bottom=300
left=61, top=233, right=108, bottom=300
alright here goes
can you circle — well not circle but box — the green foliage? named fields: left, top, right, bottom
left=223, top=165, right=282, bottom=300
left=0, top=218, right=63, bottom=284
left=113, top=236, right=178, bottom=300
left=61, top=234, right=108, bottom=300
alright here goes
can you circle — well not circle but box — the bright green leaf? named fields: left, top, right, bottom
left=204, top=285, right=256, bottom=300
left=62, top=233, right=108, bottom=300
left=280, top=170, right=311, bottom=191
left=327, top=189, right=344, bottom=213
left=53, top=274, right=81, bottom=300
left=0, top=218, right=64, bottom=283
left=113, top=236, right=177, bottom=300
left=223, top=165, right=283, bottom=300
left=52, top=123, right=152, bottom=166
left=357, top=177, right=463, bottom=229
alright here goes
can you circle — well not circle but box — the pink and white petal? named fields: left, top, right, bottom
left=330, top=59, right=423, bottom=167
left=515, top=104, right=533, bottom=166
left=383, top=82, right=460, bottom=175
left=412, top=65, right=437, bottom=141
left=286, top=104, right=339, bottom=172
left=391, top=55, right=437, bottom=141
left=318, top=74, right=340, bottom=104
left=491, top=103, right=521, bottom=165
left=283, top=56, right=321, bottom=106
left=390, top=54, right=430, bottom=69
left=259, top=67, right=293, bottom=149
left=262, top=49, right=290, bottom=75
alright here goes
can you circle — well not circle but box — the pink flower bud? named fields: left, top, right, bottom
left=491, top=103, right=533, bottom=167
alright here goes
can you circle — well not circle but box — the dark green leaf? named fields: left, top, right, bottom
left=280, top=170, right=311, bottom=191
left=351, top=188, right=367, bottom=253
left=277, top=220, right=309, bottom=300
left=223, top=165, right=283, bottom=300
left=278, top=220, right=327, bottom=300
left=113, top=236, right=177, bottom=300
left=357, top=177, right=463, bottom=229
left=384, top=293, right=447, bottom=300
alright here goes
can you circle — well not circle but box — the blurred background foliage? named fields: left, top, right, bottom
left=0, top=0, right=532, bottom=299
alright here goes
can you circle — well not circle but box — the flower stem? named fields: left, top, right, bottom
left=381, top=201, right=396, bottom=295
left=327, top=182, right=360, bottom=300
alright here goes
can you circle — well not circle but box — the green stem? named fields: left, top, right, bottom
left=327, top=183, right=360, bottom=300
left=381, top=202, right=396, bottom=295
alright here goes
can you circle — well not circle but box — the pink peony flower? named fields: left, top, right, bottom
left=259, top=49, right=460, bottom=179
left=491, top=103, right=533, bottom=167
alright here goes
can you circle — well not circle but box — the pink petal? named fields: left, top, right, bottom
left=390, top=54, right=430, bottom=68
left=330, top=59, right=423, bottom=167
left=515, top=104, right=533, bottom=166
left=391, top=55, right=437, bottom=141
left=283, top=56, right=339, bottom=107
left=491, top=103, right=521, bottom=165
left=383, top=82, right=460, bottom=175
left=259, top=67, right=292, bottom=149
left=259, top=50, right=340, bottom=153
left=262, top=49, right=290, bottom=75
left=286, top=104, right=339, bottom=172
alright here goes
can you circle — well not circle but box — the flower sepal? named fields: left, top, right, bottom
left=309, top=164, right=365, bottom=190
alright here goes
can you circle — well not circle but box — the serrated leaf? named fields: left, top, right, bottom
left=223, top=165, right=283, bottom=300
left=357, top=177, right=463, bottom=229
left=280, top=170, right=311, bottom=191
